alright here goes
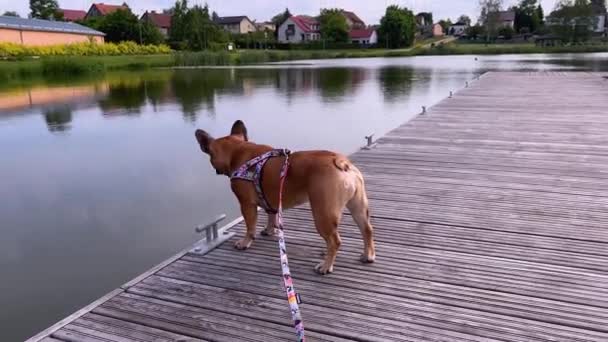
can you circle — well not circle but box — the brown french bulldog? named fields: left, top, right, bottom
left=195, top=120, right=375, bottom=274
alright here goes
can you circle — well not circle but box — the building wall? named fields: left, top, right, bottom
left=450, top=25, right=467, bottom=36
left=278, top=18, right=319, bottom=43
left=221, top=23, right=241, bottom=34
left=0, top=28, right=22, bottom=43
left=352, top=31, right=378, bottom=45
left=0, top=28, right=104, bottom=45
left=240, top=19, right=256, bottom=34
left=278, top=17, right=304, bottom=43
left=433, top=24, right=444, bottom=37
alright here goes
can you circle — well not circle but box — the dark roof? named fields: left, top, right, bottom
left=0, top=15, right=105, bottom=36
left=88, top=3, right=129, bottom=16
left=59, top=9, right=87, bottom=21
left=214, top=16, right=250, bottom=25
left=349, top=28, right=375, bottom=39
left=452, top=21, right=468, bottom=26
left=141, top=11, right=171, bottom=28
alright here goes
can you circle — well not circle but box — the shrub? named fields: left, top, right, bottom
left=0, top=42, right=171, bottom=58
left=41, top=57, right=105, bottom=76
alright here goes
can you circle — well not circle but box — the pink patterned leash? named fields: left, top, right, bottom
left=276, top=150, right=305, bottom=341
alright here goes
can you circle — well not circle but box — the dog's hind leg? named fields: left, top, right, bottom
left=346, top=174, right=376, bottom=263
left=261, top=213, right=276, bottom=237
left=310, top=199, right=343, bottom=275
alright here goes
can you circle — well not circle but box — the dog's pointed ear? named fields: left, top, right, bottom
left=230, top=120, right=248, bottom=141
left=195, top=129, right=214, bottom=154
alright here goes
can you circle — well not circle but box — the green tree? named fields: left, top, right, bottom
left=498, top=26, right=515, bottom=38
left=168, top=1, right=225, bottom=50
left=550, top=0, right=597, bottom=43
left=466, top=24, right=486, bottom=39
left=479, top=0, right=503, bottom=40
left=271, top=8, right=291, bottom=27
left=141, top=21, right=165, bottom=44
left=438, top=19, right=453, bottom=34
left=378, top=5, right=416, bottom=49
left=514, top=0, right=542, bottom=33
left=536, top=4, right=545, bottom=25
left=96, top=9, right=139, bottom=43
left=319, top=8, right=349, bottom=43
left=457, top=15, right=472, bottom=26
left=30, top=0, right=61, bottom=20
left=169, top=0, right=189, bottom=47
left=2, top=11, right=20, bottom=17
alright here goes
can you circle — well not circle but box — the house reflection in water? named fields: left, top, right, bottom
left=0, top=83, right=109, bottom=133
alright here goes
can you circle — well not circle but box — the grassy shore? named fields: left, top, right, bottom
left=2, top=42, right=608, bottom=82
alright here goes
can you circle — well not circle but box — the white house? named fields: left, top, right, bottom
left=278, top=15, right=321, bottom=43
left=449, top=21, right=468, bottom=36
left=349, top=28, right=377, bottom=45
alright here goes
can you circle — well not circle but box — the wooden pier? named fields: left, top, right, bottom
left=30, top=72, right=608, bottom=342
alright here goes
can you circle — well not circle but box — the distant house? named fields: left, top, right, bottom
left=498, top=10, right=515, bottom=28
left=0, top=16, right=104, bottom=45
left=214, top=16, right=256, bottom=34
left=141, top=11, right=171, bottom=36
left=349, top=28, right=377, bottom=45
left=449, top=21, right=468, bottom=36
left=432, top=23, right=444, bottom=37
left=590, top=1, right=607, bottom=34
left=86, top=3, right=130, bottom=19
left=415, top=13, right=428, bottom=27
left=58, top=9, right=87, bottom=22
left=255, top=21, right=276, bottom=32
left=278, top=15, right=320, bottom=43
left=341, top=10, right=365, bottom=29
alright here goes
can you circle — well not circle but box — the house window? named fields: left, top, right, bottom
left=301, top=34, right=305, bottom=41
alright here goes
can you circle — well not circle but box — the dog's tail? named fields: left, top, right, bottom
left=333, top=157, right=351, bottom=172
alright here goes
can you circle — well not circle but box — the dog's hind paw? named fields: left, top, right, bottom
left=260, top=228, right=276, bottom=237
left=359, top=254, right=376, bottom=264
left=314, top=262, right=333, bottom=275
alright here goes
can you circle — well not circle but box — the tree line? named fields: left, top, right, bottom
left=443, top=0, right=604, bottom=43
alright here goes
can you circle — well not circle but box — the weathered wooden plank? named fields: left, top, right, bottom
left=167, top=258, right=608, bottom=341
left=30, top=71, right=608, bottom=342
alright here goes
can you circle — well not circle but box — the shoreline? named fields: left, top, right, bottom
left=2, top=43, right=608, bottom=83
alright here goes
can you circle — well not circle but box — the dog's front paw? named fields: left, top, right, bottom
left=234, top=238, right=253, bottom=250
left=314, top=262, right=333, bottom=275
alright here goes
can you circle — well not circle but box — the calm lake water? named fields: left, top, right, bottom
left=2, top=53, right=608, bottom=341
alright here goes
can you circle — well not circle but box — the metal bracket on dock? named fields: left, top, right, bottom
left=362, top=134, right=377, bottom=150
left=191, top=214, right=236, bottom=254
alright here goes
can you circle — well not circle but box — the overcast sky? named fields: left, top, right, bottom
left=3, top=0, right=559, bottom=24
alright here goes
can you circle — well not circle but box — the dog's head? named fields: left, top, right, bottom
left=195, top=120, right=248, bottom=176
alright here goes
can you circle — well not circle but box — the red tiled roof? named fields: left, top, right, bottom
left=90, top=3, right=129, bottom=15
left=142, top=11, right=171, bottom=28
left=290, top=15, right=319, bottom=33
left=349, top=28, right=375, bottom=39
left=341, top=10, right=365, bottom=26
left=59, top=9, right=86, bottom=21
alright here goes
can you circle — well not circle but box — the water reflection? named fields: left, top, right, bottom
left=4, top=53, right=608, bottom=342
left=379, top=66, right=415, bottom=102
left=43, top=106, right=73, bottom=132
